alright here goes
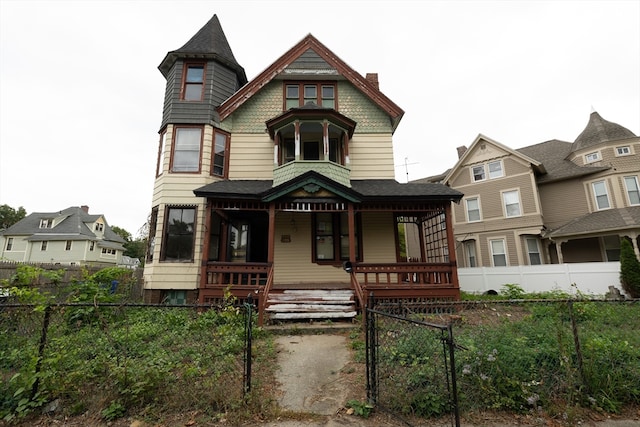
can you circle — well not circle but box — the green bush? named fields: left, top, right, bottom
left=620, top=238, right=640, bottom=298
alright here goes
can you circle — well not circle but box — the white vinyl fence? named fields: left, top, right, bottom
left=458, top=262, right=624, bottom=297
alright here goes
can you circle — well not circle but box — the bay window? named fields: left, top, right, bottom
left=171, top=127, right=202, bottom=173
left=162, top=206, right=196, bottom=261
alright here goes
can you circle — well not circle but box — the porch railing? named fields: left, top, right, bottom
left=203, top=262, right=272, bottom=287
left=354, top=262, right=456, bottom=288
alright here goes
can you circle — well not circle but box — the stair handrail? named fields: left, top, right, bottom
left=258, top=264, right=275, bottom=325
left=349, top=270, right=366, bottom=312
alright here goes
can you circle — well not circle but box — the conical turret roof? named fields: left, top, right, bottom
left=571, top=111, right=636, bottom=152
left=158, top=14, right=246, bottom=84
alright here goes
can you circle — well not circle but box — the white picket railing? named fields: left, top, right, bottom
left=458, top=262, right=624, bottom=297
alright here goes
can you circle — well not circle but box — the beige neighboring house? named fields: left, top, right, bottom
left=143, top=15, right=463, bottom=321
left=413, top=111, right=640, bottom=268
left=0, top=206, right=126, bottom=267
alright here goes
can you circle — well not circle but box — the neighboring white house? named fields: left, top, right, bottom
left=0, top=206, right=126, bottom=267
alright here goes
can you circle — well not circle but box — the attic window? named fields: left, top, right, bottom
left=39, top=218, right=53, bottom=228
left=585, top=151, right=601, bottom=163
left=616, top=146, right=631, bottom=156
left=182, top=63, right=205, bottom=101
left=95, top=223, right=104, bottom=232
left=285, top=82, right=336, bottom=110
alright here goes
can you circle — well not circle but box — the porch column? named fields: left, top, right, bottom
left=444, top=203, right=460, bottom=289
left=418, top=219, right=427, bottom=262
left=626, top=233, right=640, bottom=259
left=294, top=120, right=301, bottom=161
left=268, top=204, right=276, bottom=263
left=347, top=203, right=356, bottom=262
left=199, top=201, right=214, bottom=294
left=554, top=239, right=566, bottom=264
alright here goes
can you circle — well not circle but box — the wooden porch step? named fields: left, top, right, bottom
left=265, top=289, right=357, bottom=321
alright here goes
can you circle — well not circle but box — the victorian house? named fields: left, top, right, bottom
left=143, top=15, right=463, bottom=322
left=414, top=111, right=639, bottom=268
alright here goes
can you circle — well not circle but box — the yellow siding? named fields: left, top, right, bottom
left=228, top=134, right=274, bottom=179
left=361, top=212, right=397, bottom=262
left=349, top=134, right=396, bottom=179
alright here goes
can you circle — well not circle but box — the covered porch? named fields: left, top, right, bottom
left=194, top=172, right=463, bottom=324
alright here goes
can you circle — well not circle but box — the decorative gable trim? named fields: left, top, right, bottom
left=444, top=134, right=544, bottom=184
left=216, top=34, right=404, bottom=130
left=262, top=171, right=361, bottom=203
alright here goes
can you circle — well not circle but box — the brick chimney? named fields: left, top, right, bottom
left=81, top=205, right=89, bottom=213
left=456, top=146, right=468, bottom=159
left=365, top=73, right=379, bottom=90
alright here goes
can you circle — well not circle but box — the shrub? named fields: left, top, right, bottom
left=620, top=238, right=640, bottom=298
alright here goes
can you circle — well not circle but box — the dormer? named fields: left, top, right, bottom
left=267, top=102, right=356, bottom=187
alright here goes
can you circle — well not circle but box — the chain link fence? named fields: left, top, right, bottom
left=0, top=300, right=257, bottom=422
left=366, top=297, right=640, bottom=426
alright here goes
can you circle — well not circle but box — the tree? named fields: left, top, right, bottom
left=111, top=225, right=146, bottom=263
left=619, top=238, right=640, bottom=298
left=0, top=204, right=27, bottom=230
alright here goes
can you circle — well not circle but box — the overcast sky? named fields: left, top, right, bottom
left=1, top=0, right=639, bottom=236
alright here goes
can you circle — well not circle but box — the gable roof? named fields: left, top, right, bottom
left=443, top=134, right=544, bottom=184
left=216, top=34, right=404, bottom=131
left=158, top=14, right=247, bottom=84
left=1, top=206, right=125, bottom=248
left=517, top=139, right=609, bottom=184
left=571, top=111, right=637, bottom=153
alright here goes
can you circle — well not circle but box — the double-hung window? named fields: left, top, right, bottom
left=465, top=197, right=481, bottom=222
left=464, top=240, right=477, bottom=267
left=502, top=190, right=521, bottom=217
left=488, top=160, right=503, bottom=178
left=471, top=165, right=485, bottom=181
left=526, top=238, right=541, bottom=265
left=490, top=239, right=507, bottom=266
left=592, top=181, right=610, bottom=210
left=182, top=63, right=205, bottom=101
left=212, top=130, right=229, bottom=177
left=65, top=240, right=72, bottom=251
left=162, top=207, right=196, bottom=261
left=6, top=238, right=13, bottom=251
left=172, top=127, right=202, bottom=172
left=624, top=176, right=640, bottom=205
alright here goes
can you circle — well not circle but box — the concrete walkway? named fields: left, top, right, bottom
left=275, top=334, right=352, bottom=415
left=268, top=329, right=640, bottom=427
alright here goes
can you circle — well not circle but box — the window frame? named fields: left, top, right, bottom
left=284, top=82, right=337, bottom=110
left=584, top=151, right=601, bottom=163
left=502, top=189, right=522, bottom=217
left=39, top=218, right=52, bottom=229
left=615, top=146, right=631, bottom=156
left=181, top=62, right=205, bottom=101
left=465, top=197, right=481, bottom=222
left=592, top=180, right=611, bottom=210
left=170, top=126, right=203, bottom=173
left=488, top=160, right=504, bottom=179
left=623, top=176, right=640, bottom=206
left=65, top=240, right=72, bottom=251
left=40, top=241, right=48, bottom=251
left=471, top=165, right=486, bottom=182
left=156, top=130, right=167, bottom=177
left=464, top=240, right=477, bottom=267
left=312, top=212, right=361, bottom=263
left=161, top=206, right=197, bottom=262
left=6, top=237, right=13, bottom=251
left=489, top=238, right=507, bottom=267
left=525, top=237, right=542, bottom=265
left=211, top=129, right=230, bottom=178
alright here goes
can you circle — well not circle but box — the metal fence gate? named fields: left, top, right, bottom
left=366, top=299, right=460, bottom=427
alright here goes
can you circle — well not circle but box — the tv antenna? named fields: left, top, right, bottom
left=395, top=157, right=419, bottom=183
